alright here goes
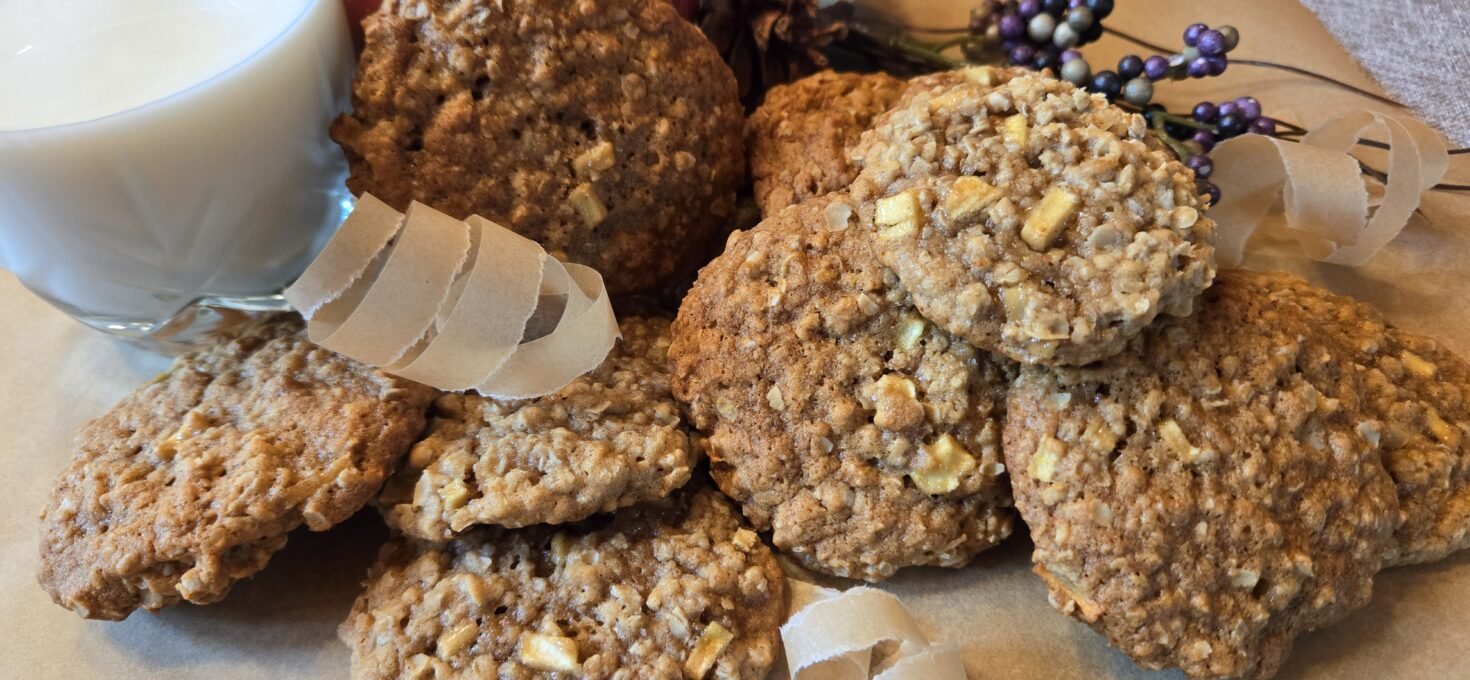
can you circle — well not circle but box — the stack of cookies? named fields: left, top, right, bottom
left=39, top=315, right=787, bottom=678
left=686, top=65, right=1218, bottom=582
left=683, top=64, right=1470, bottom=680
left=33, top=2, right=1470, bottom=678
left=39, top=1, right=789, bottom=679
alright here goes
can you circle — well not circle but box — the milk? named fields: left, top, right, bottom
left=0, top=0, right=353, bottom=331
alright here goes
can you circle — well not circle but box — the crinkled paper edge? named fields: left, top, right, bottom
left=1211, top=109, right=1449, bottom=267
left=781, top=581, right=965, bottom=680
left=283, top=194, right=618, bottom=399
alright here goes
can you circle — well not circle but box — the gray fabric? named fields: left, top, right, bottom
left=1299, top=0, right=1470, bottom=145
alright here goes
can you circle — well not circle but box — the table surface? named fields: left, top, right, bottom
left=4, top=0, right=1470, bottom=678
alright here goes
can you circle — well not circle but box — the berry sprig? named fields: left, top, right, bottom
left=831, top=3, right=1470, bottom=197
left=994, top=0, right=1112, bottom=72
left=969, top=6, right=1276, bottom=201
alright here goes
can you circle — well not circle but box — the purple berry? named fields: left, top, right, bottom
left=1070, top=0, right=1087, bottom=6
left=1199, top=181, right=1221, bottom=205
left=1218, top=25, right=1241, bottom=52
left=1035, top=50, right=1059, bottom=71
left=1086, top=0, right=1114, bottom=19
left=1250, top=117, right=1277, bottom=136
left=1010, top=44, right=1037, bottom=66
left=1043, top=0, right=1068, bottom=15
left=1187, top=57, right=1212, bottom=78
left=1019, top=0, right=1042, bottom=19
left=1053, top=22, right=1081, bottom=47
left=1061, top=48, right=1083, bottom=63
left=1183, top=22, right=1208, bottom=47
left=1117, top=54, right=1144, bottom=80
left=1080, top=20, right=1104, bottom=44
left=1122, top=77, right=1153, bottom=105
left=1206, top=56, right=1228, bottom=76
left=1235, top=96, right=1262, bottom=122
left=1192, top=101, right=1218, bottom=123
left=1028, top=12, right=1058, bottom=42
left=1066, top=6, right=1094, bottom=31
left=1060, top=56, right=1091, bottom=84
left=1186, top=154, right=1214, bottom=179
left=1217, top=100, right=1240, bottom=118
left=998, top=14, right=1025, bottom=39
left=1143, top=55, right=1170, bottom=80
left=1190, top=130, right=1217, bottom=152
left=1090, top=70, right=1122, bottom=98
left=1196, top=29, right=1227, bottom=56
left=1217, top=113, right=1245, bottom=137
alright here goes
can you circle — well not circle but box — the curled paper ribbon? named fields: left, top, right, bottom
left=782, top=582, right=965, bottom=680
left=1210, top=109, right=1450, bottom=267
left=283, top=194, right=619, bottom=399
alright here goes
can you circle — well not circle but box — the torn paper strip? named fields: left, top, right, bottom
left=1210, top=109, right=1449, bottom=267
left=782, top=584, right=965, bottom=680
left=283, top=196, right=618, bottom=398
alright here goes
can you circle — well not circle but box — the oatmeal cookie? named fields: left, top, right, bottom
left=333, top=0, right=743, bottom=293
left=1371, top=326, right=1470, bottom=564
left=885, top=65, right=1031, bottom=110
left=1236, top=272, right=1470, bottom=565
left=671, top=195, right=1015, bottom=581
left=38, top=318, right=434, bottom=620
left=379, top=317, right=695, bottom=538
left=341, top=488, right=784, bottom=680
left=850, top=72, right=1216, bottom=365
left=746, top=71, right=906, bottom=216
left=1005, top=271, right=1400, bottom=679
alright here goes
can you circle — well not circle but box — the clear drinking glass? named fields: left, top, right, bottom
left=0, top=0, right=354, bottom=351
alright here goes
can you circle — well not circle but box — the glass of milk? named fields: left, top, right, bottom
left=0, top=0, right=354, bottom=350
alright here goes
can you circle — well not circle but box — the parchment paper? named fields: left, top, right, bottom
left=2, top=1, right=1469, bottom=678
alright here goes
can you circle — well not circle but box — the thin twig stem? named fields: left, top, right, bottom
left=845, top=24, right=962, bottom=71
left=860, top=15, right=971, bottom=34
left=1353, top=138, right=1470, bottom=155
left=838, top=18, right=1470, bottom=194
left=1101, top=26, right=1404, bottom=107
left=1159, top=111, right=1213, bottom=131
left=927, top=34, right=975, bottom=53
left=1229, top=59, right=1400, bottom=107
left=1359, top=161, right=1470, bottom=192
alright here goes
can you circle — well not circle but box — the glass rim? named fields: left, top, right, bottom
left=0, top=0, right=321, bottom=135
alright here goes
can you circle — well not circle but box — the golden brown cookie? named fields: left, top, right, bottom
left=333, top=0, right=743, bottom=293
left=1242, top=272, right=1470, bottom=565
left=378, top=316, right=695, bottom=537
left=746, top=71, right=905, bottom=217
left=1005, top=270, right=1400, bottom=680
left=38, top=318, right=434, bottom=620
left=341, top=487, right=784, bottom=679
left=671, top=194, right=1015, bottom=581
left=1371, top=327, right=1470, bottom=564
left=850, top=71, right=1216, bottom=366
